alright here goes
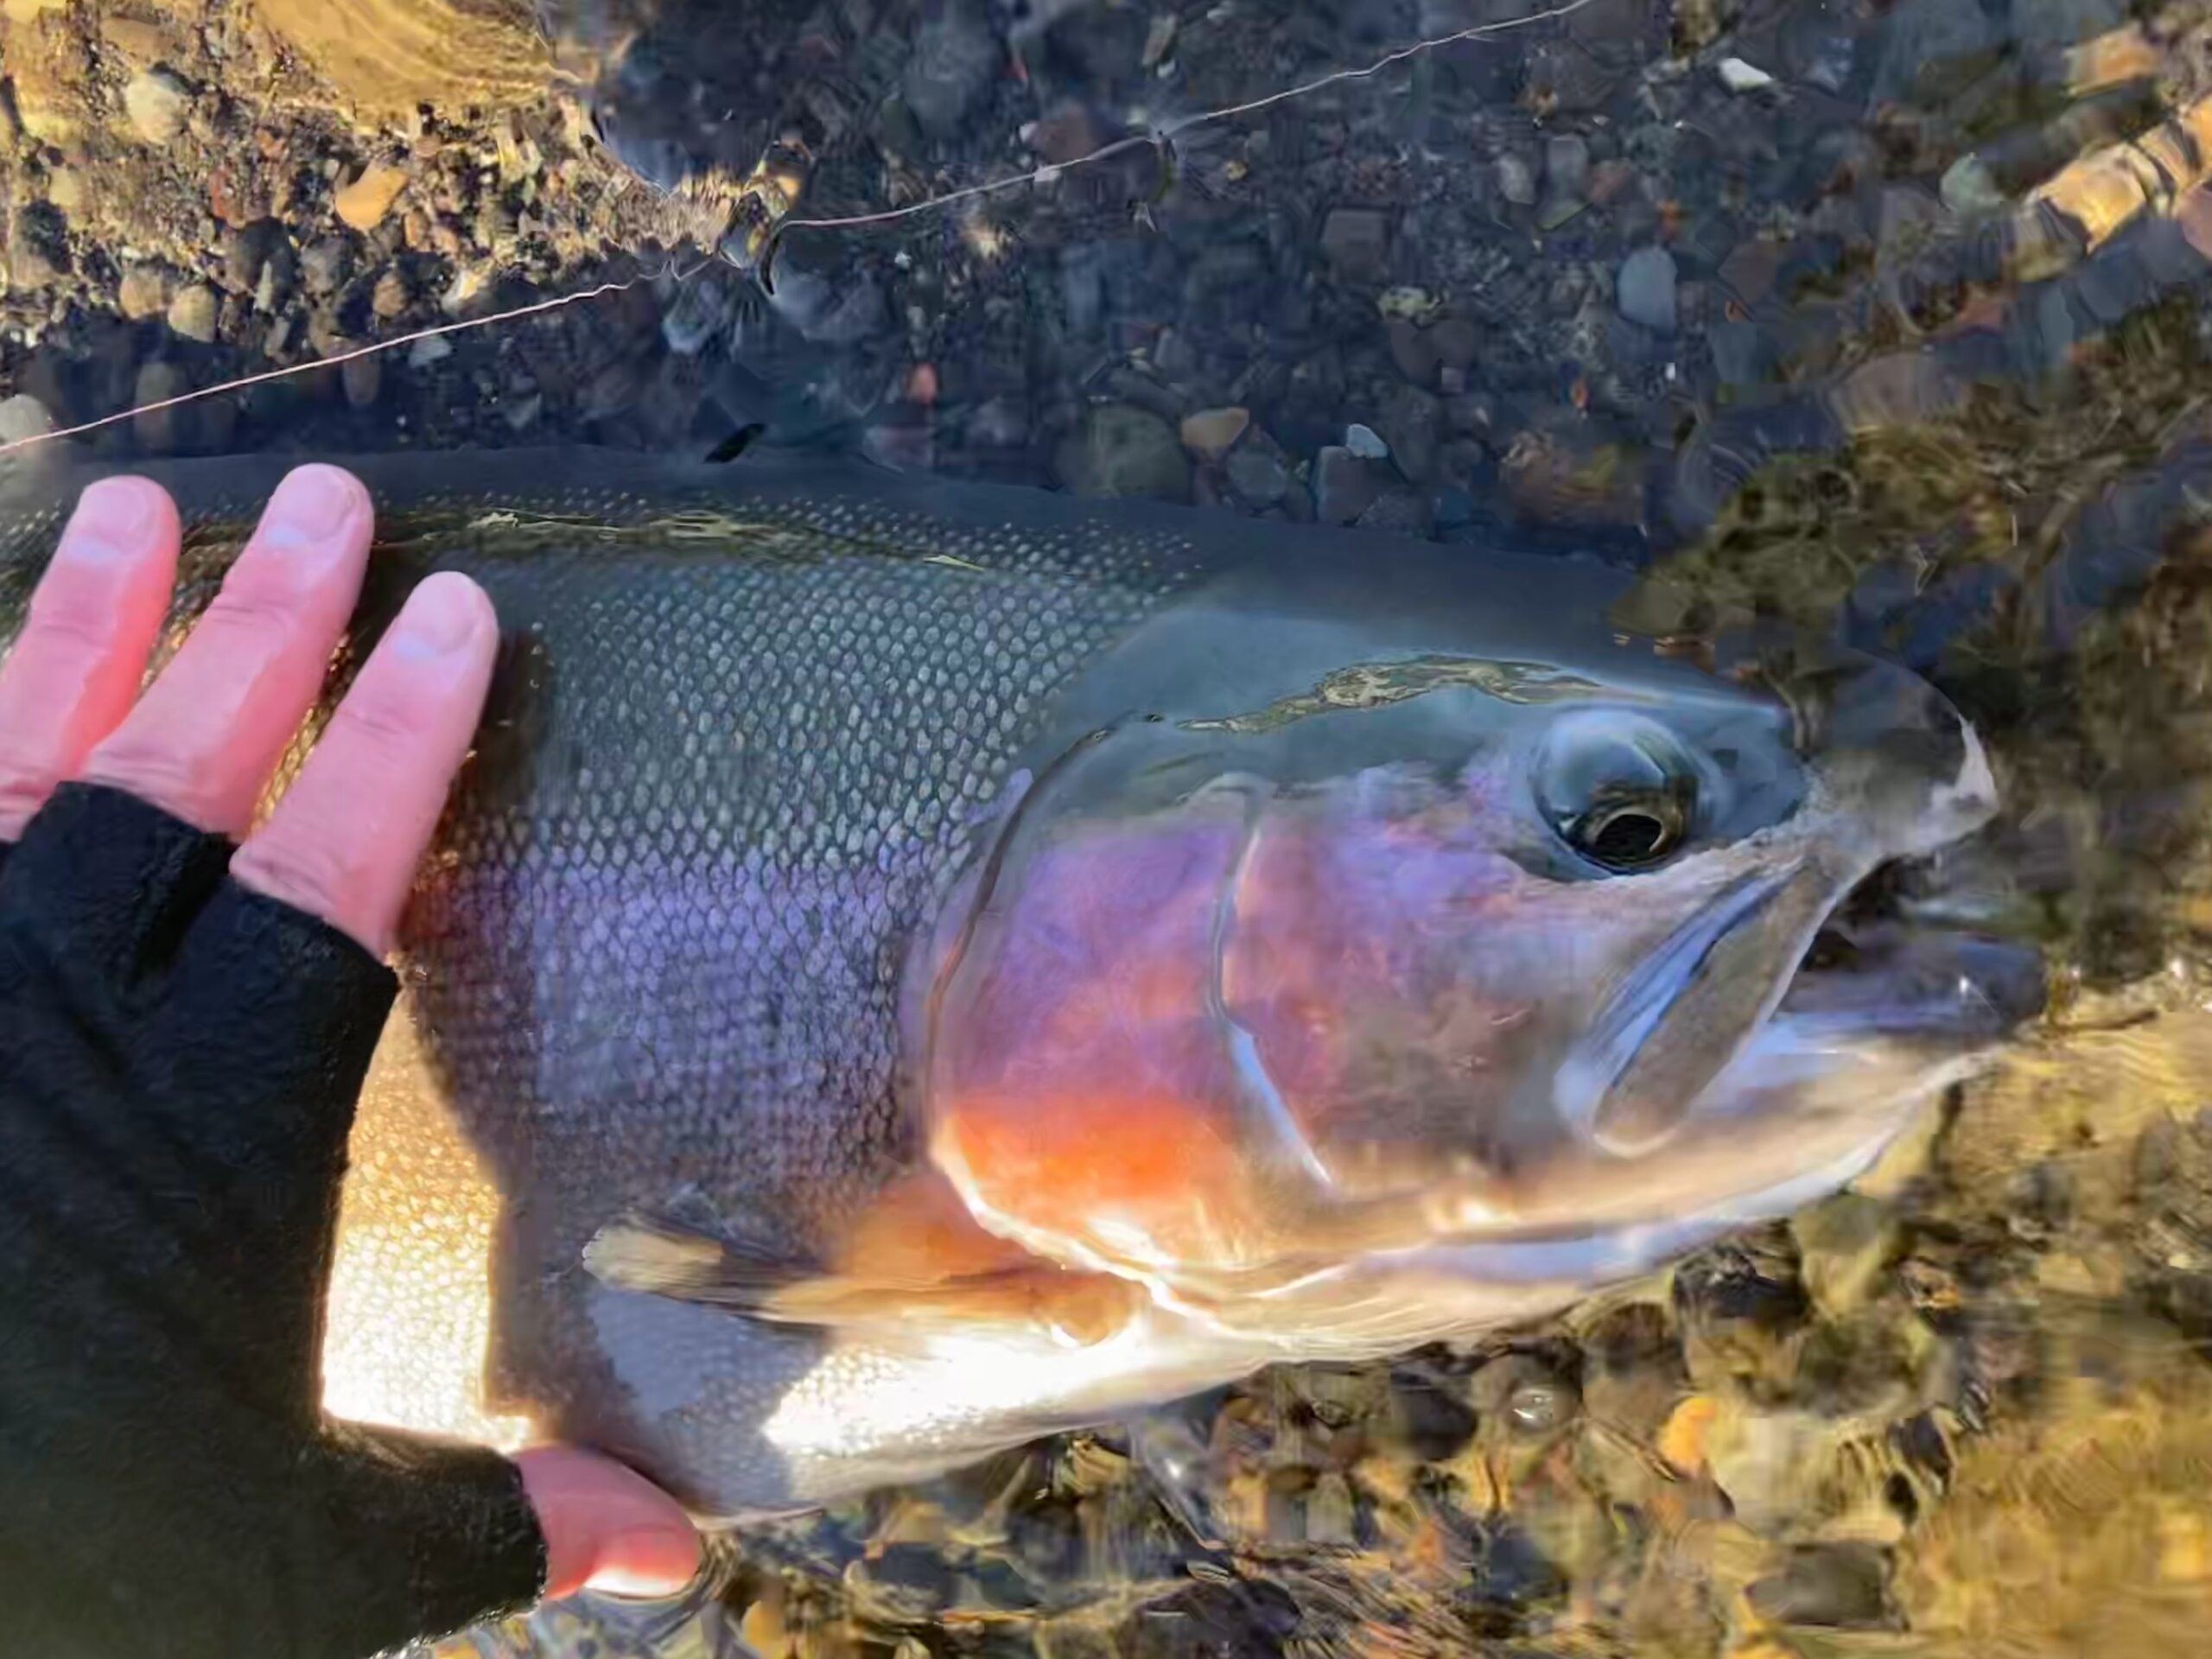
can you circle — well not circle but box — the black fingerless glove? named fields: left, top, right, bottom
left=0, top=783, right=548, bottom=1659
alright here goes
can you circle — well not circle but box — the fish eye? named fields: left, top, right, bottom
left=1535, top=712, right=1699, bottom=872
left=1568, top=794, right=1686, bottom=867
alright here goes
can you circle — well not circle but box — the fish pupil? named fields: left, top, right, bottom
left=1576, top=804, right=1677, bottom=868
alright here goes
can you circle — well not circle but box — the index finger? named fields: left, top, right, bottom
left=230, top=572, right=498, bottom=956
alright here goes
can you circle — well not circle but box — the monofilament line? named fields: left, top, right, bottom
left=0, top=0, right=1594, bottom=460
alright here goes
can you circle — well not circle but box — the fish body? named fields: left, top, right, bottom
left=0, top=444, right=2030, bottom=1520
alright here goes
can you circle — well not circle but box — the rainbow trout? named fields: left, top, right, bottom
left=0, top=443, right=2032, bottom=1521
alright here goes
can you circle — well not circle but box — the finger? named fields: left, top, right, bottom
left=0, top=477, right=180, bottom=840
left=514, top=1446, right=702, bottom=1601
left=81, top=464, right=372, bottom=836
left=231, top=572, right=496, bottom=956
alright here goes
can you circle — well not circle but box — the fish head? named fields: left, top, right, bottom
left=918, top=563, right=2030, bottom=1344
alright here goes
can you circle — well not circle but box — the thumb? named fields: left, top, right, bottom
left=515, top=1446, right=703, bottom=1600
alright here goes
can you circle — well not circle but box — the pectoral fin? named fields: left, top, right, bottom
left=582, top=1212, right=815, bottom=1310
left=582, top=1196, right=1143, bottom=1347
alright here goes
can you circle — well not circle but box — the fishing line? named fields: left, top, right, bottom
left=0, top=257, right=713, bottom=459
left=755, top=0, right=1595, bottom=275
left=0, top=0, right=1595, bottom=461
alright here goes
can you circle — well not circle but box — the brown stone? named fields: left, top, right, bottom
left=334, top=162, right=410, bottom=232
left=371, top=267, right=410, bottom=321
left=1827, top=351, right=1966, bottom=433
left=118, top=264, right=172, bottom=320
left=1718, top=238, right=1783, bottom=307
left=1179, top=406, right=1249, bottom=463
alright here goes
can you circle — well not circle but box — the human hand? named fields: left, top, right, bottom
left=0, top=466, right=698, bottom=1656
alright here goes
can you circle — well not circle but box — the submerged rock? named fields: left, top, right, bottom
left=1618, top=246, right=1678, bottom=333
left=1055, top=404, right=1191, bottom=502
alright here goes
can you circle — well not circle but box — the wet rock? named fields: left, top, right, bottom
left=1538, top=194, right=1588, bottom=232
left=1387, top=1363, right=1478, bottom=1459
left=862, top=422, right=933, bottom=473
left=118, top=264, right=171, bottom=321
left=1179, top=405, right=1249, bottom=462
left=165, top=283, right=219, bottom=343
left=44, top=164, right=86, bottom=217
left=1055, top=404, right=1190, bottom=502
left=1319, top=208, right=1390, bottom=282
left=1313, top=446, right=1375, bottom=525
left=406, top=334, right=453, bottom=369
left=254, top=243, right=297, bottom=313
left=334, top=162, right=410, bottom=232
left=1827, top=349, right=1966, bottom=432
left=1497, top=150, right=1538, bottom=207
left=904, top=362, right=939, bottom=409
left=1386, top=317, right=1437, bottom=388
left=1718, top=238, right=1783, bottom=307
left=1225, top=445, right=1288, bottom=506
left=846, top=1544, right=957, bottom=1625
left=1526, top=37, right=1621, bottom=113
left=904, top=0, right=1000, bottom=142
left=123, top=67, right=190, bottom=146
left=2125, top=1111, right=2212, bottom=1341
left=341, top=350, right=382, bottom=409
left=1429, top=318, right=1478, bottom=374
left=1589, top=158, right=1637, bottom=207
left=1356, top=489, right=1427, bottom=534
left=1058, top=243, right=1104, bottom=335
left=1792, top=1193, right=1901, bottom=1317
left=632, top=354, right=703, bottom=448
left=1872, top=0, right=1999, bottom=109
left=2012, top=0, right=2127, bottom=54
left=1344, top=422, right=1389, bottom=461
left=371, top=268, right=410, bottom=322
left=1302, top=1472, right=1357, bottom=1546
left=1474, top=1353, right=1581, bottom=1440
left=1544, top=133, right=1591, bottom=200
left=300, top=236, right=350, bottom=297
left=1618, top=246, right=1677, bottom=333
left=1101, top=366, right=1184, bottom=426
left=1581, top=1300, right=1685, bottom=1439
left=1375, top=385, right=1440, bottom=481
left=1717, top=56, right=1777, bottom=93
left=0, top=393, right=54, bottom=446
left=1941, top=154, right=2005, bottom=216
left=131, top=360, right=191, bottom=454
left=219, top=219, right=283, bottom=295
left=966, top=395, right=1029, bottom=448
left=1878, top=184, right=1945, bottom=248
left=1503, top=425, right=1645, bottom=528
left=660, top=275, right=736, bottom=355
left=1675, top=1234, right=1812, bottom=1383
left=1747, top=1542, right=1891, bottom=1628
left=4, top=204, right=66, bottom=289
left=806, top=276, right=887, bottom=346
left=1708, top=318, right=1769, bottom=387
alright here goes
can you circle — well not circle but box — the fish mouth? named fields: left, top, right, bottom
left=1549, top=838, right=2042, bottom=1161
left=1778, top=863, right=2046, bottom=1046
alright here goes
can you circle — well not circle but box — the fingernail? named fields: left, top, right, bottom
left=390, top=572, right=487, bottom=660
left=259, top=464, right=364, bottom=550
left=61, top=478, right=156, bottom=563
